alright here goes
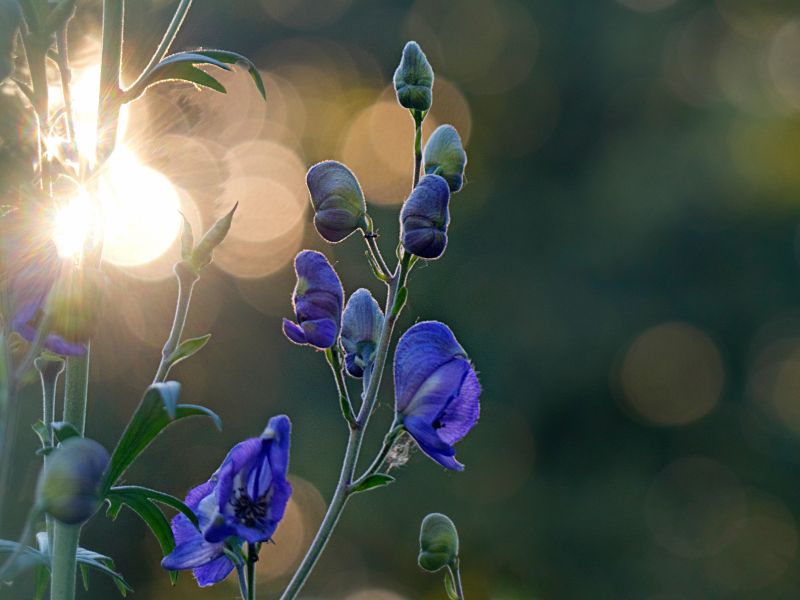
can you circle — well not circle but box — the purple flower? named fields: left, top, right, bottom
left=340, top=288, right=384, bottom=378
left=306, top=161, right=368, bottom=243
left=394, top=321, right=480, bottom=471
left=282, top=250, right=344, bottom=349
left=161, top=415, right=293, bottom=587
left=0, top=213, right=86, bottom=356
left=400, top=175, right=451, bottom=260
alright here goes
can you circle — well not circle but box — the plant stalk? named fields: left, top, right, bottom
left=36, top=357, right=64, bottom=555
left=96, top=0, right=124, bottom=164
left=154, top=264, right=199, bottom=383
left=279, top=257, right=411, bottom=599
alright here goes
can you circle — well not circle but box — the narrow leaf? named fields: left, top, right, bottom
left=101, top=382, right=221, bottom=493
left=51, top=421, right=81, bottom=443
left=42, top=0, right=76, bottom=35
left=108, top=486, right=199, bottom=529
left=75, top=548, right=132, bottom=595
left=32, top=420, right=49, bottom=446
left=79, top=562, right=90, bottom=591
left=444, top=570, right=459, bottom=600
left=351, top=474, right=396, bottom=494
left=165, top=334, right=212, bottom=372
left=124, top=52, right=232, bottom=102
left=34, top=565, right=49, bottom=600
left=193, top=49, right=266, bottom=99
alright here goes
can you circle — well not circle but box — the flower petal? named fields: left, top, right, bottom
left=161, top=537, right=223, bottom=571
left=282, top=319, right=307, bottom=345
left=437, top=366, right=481, bottom=446
left=300, top=318, right=338, bottom=349
left=263, top=415, right=292, bottom=481
left=404, top=414, right=464, bottom=471
left=394, top=321, right=466, bottom=413
left=193, top=554, right=235, bottom=587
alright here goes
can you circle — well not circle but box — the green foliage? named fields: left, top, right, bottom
left=100, top=382, right=222, bottom=494
left=164, top=334, right=212, bottom=374
left=350, top=474, right=395, bottom=494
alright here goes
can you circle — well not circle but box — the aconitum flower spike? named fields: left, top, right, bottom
left=394, top=41, right=434, bottom=111
left=418, top=513, right=460, bottom=572
left=37, top=437, right=110, bottom=525
left=341, top=288, right=384, bottom=378
left=282, top=250, right=344, bottom=349
left=400, top=175, right=451, bottom=260
left=307, top=161, right=368, bottom=243
left=394, top=321, right=480, bottom=471
left=423, top=125, right=467, bottom=193
left=161, top=415, right=293, bottom=587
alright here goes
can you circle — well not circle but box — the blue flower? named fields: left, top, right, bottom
left=423, top=125, right=467, bottom=193
left=282, top=250, right=344, bottom=349
left=1, top=213, right=87, bottom=356
left=161, top=415, right=293, bottom=587
left=394, top=322, right=480, bottom=471
left=306, top=161, right=368, bottom=243
left=341, top=288, right=384, bottom=378
left=393, top=41, right=434, bottom=112
left=400, top=175, right=451, bottom=260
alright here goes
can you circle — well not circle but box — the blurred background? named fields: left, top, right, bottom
left=6, top=0, right=800, bottom=598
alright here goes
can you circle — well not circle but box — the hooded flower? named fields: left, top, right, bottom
left=0, top=212, right=86, bottom=356
left=400, top=175, right=451, bottom=260
left=423, top=125, right=467, bottom=193
left=306, top=161, right=368, bottom=243
left=161, top=415, right=293, bottom=587
left=282, top=250, right=344, bottom=349
left=340, top=288, right=384, bottom=378
left=393, top=41, right=434, bottom=111
left=394, top=321, right=480, bottom=471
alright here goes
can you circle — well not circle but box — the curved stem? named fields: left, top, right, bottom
left=280, top=257, right=412, bottom=600
left=448, top=562, right=465, bottom=600
left=325, top=348, right=355, bottom=426
left=154, top=265, right=198, bottom=383
left=127, top=0, right=193, bottom=93
left=364, top=234, right=391, bottom=280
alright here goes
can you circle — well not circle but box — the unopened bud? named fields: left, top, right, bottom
left=341, top=288, right=383, bottom=378
left=423, top=125, right=467, bottom=193
left=37, top=437, right=109, bottom=525
left=306, top=161, right=368, bottom=243
left=400, top=175, right=450, bottom=260
left=418, top=512, right=459, bottom=572
left=394, top=41, right=434, bottom=112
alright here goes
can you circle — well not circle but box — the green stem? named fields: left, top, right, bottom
left=127, top=0, right=193, bottom=92
left=324, top=348, right=355, bottom=427
left=50, top=350, right=90, bottom=600
left=279, top=257, right=412, bottom=600
left=351, top=421, right=402, bottom=488
left=413, top=110, right=424, bottom=189
left=35, top=357, right=64, bottom=556
left=154, top=263, right=198, bottom=383
left=246, top=543, right=257, bottom=600
left=448, top=562, right=465, bottom=600
left=55, top=25, right=76, bottom=147
left=96, top=0, right=123, bottom=164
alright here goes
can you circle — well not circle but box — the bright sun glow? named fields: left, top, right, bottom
left=49, top=64, right=181, bottom=267
left=53, top=148, right=183, bottom=266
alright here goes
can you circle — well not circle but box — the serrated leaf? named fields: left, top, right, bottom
left=52, top=421, right=81, bottom=443
left=101, top=382, right=222, bottom=493
left=351, top=473, right=395, bottom=494
left=192, top=49, right=266, bottom=100
left=165, top=334, right=211, bottom=374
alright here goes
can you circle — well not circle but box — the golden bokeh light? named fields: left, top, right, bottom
left=619, top=322, right=724, bottom=426
left=340, top=100, right=439, bottom=205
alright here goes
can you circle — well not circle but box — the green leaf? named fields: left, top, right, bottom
left=75, top=547, right=132, bottom=596
left=32, top=420, right=50, bottom=446
left=125, top=52, right=232, bottom=101
left=51, top=421, right=81, bottom=443
left=42, top=0, right=76, bottom=35
left=350, top=473, right=396, bottom=494
left=79, top=562, right=90, bottom=591
left=34, top=565, right=49, bottom=600
left=108, top=486, right=199, bottom=529
left=165, top=334, right=212, bottom=373
left=192, top=49, right=266, bottom=100
left=391, top=286, right=408, bottom=318
left=101, top=382, right=222, bottom=493
left=0, top=539, right=48, bottom=581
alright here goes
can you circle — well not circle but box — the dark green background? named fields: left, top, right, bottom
left=6, top=0, right=800, bottom=598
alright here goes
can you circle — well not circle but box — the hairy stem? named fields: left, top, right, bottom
left=36, top=357, right=64, bottom=555
left=50, top=350, right=90, bottom=600
left=154, top=264, right=199, bottom=383
left=279, top=257, right=411, bottom=599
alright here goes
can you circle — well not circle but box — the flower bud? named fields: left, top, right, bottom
left=0, top=0, right=21, bottom=83
left=394, top=41, right=434, bottom=112
left=418, top=513, right=459, bottom=572
left=306, top=161, right=368, bottom=243
left=37, top=437, right=109, bottom=525
left=400, top=175, right=450, bottom=260
left=423, top=125, right=467, bottom=193
left=341, top=288, right=384, bottom=378
left=282, top=250, right=344, bottom=349
left=47, top=267, right=108, bottom=346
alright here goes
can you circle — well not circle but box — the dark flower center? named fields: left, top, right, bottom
left=230, top=486, right=268, bottom=528
left=432, top=413, right=446, bottom=430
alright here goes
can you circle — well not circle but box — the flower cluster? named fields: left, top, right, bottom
left=162, top=415, right=293, bottom=586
